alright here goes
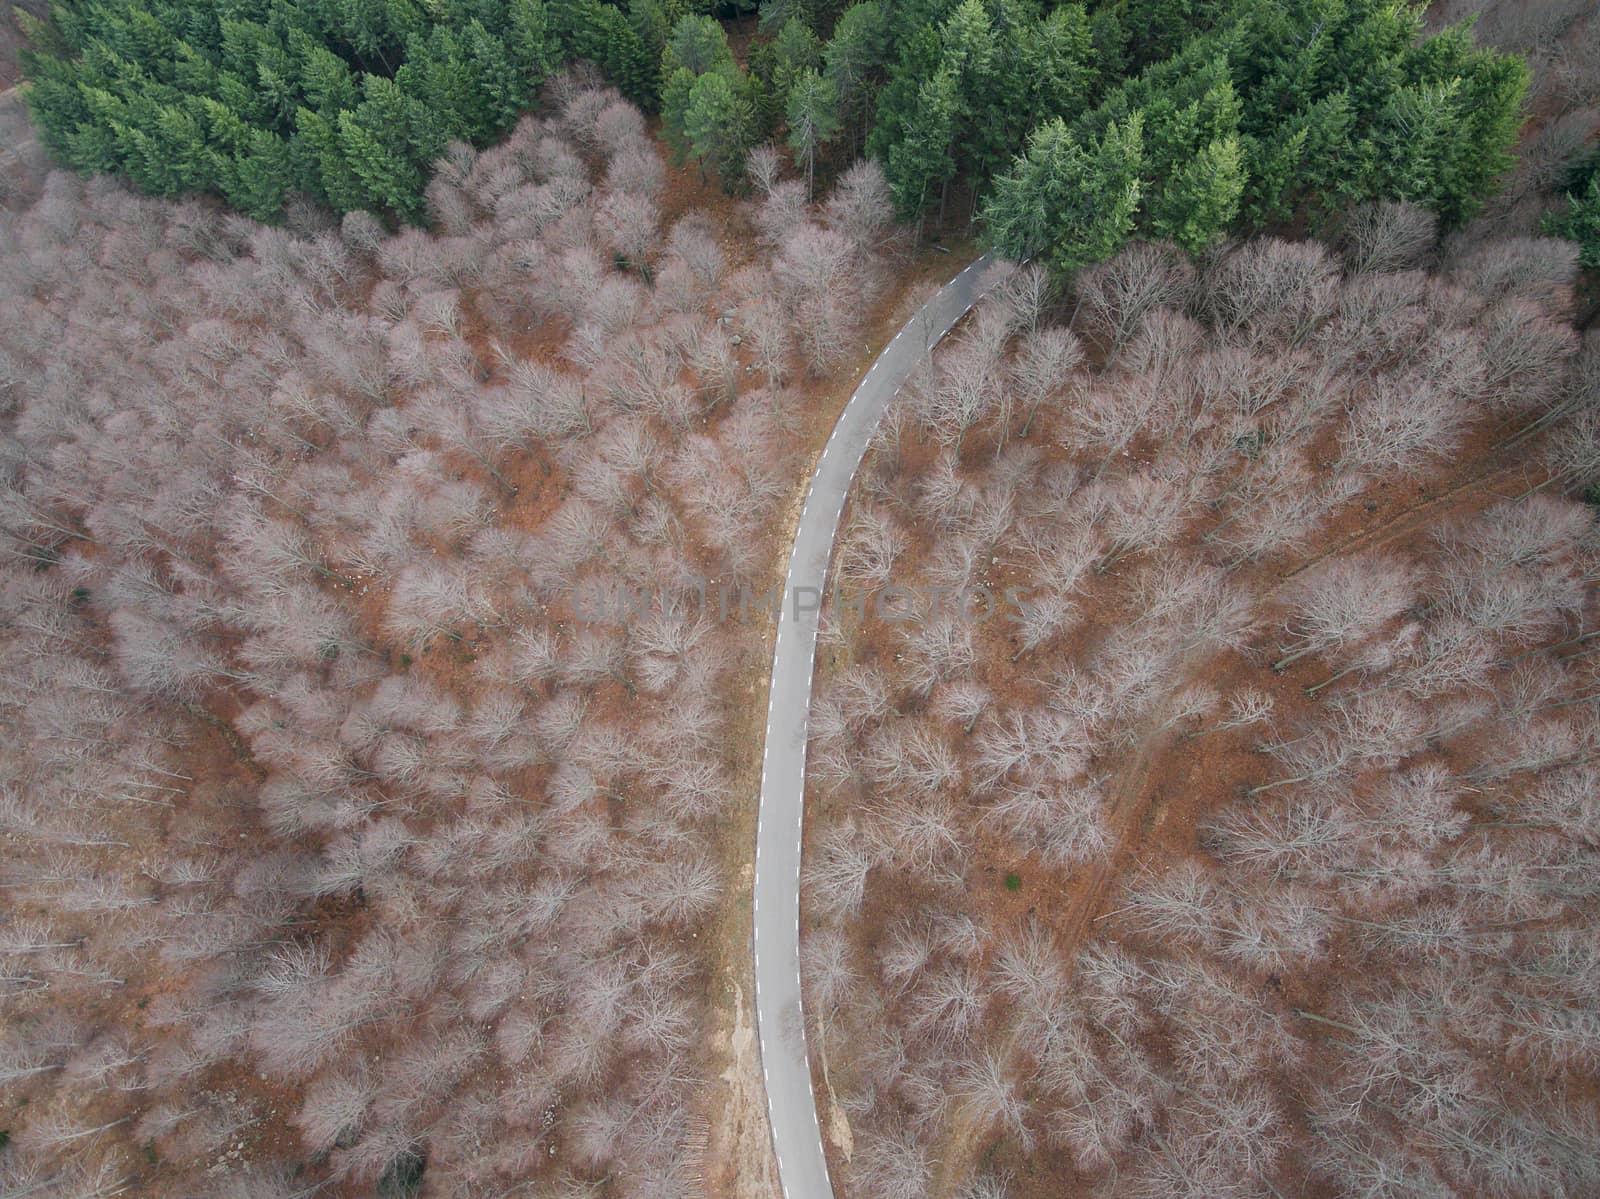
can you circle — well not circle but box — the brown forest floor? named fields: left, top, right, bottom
left=803, top=368, right=1568, bottom=1198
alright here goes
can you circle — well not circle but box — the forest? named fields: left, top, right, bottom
left=20, top=0, right=1542, bottom=274
left=3, top=0, right=1600, bottom=1197
left=0, top=68, right=899, bottom=1197
left=802, top=223, right=1600, bottom=1197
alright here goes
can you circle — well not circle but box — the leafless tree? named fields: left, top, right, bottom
left=596, top=190, right=659, bottom=274
left=778, top=224, right=858, bottom=372
left=747, top=143, right=783, bottom=199
left=1074, top=242, right=1195, bottom=358
left=956, top=1049, right=1034, bottom=1151
left=753, top=178, right=808, bottom=248
left=805, top=822, right=875, bottom=919
left=1008, top=326, right=1083, bottom=444
left=1337, top=201, right=1437, bottom=274
left=825, top=160, right=895, bottom=256
left=1273, top=554, right=1416, bottom=672
left=853, top=1124, right=933, bottom=1199
left=1211, top=239, right=1341, bottom=349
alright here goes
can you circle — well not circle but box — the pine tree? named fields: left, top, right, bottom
left=824, top=0, right=889, bottom=154
left=1149, top=132, right=1242, bottom=251
left=664, top=14, right=733, bottom=76
left=460, top=19, right=524, bottom=135
left=786, top=68, right=840, bottom=200
left=684, top=68, right=753, bottom=189
left=746, top=37, right=784, bottom=138
left=294, top=35, right=361, bottom=114
left=660, top=67, right=698, bottom=166
left=1543, top=159, right=1600, bottom=269
left=884, top=63, right=958, bottom=222
left=294, top=106, right=367, bottom=211
left=333, top=0, right=422, bottom=75
left=338, top=109, right=426, bottom=222
left=938, top=0, right=1001, bottom=187
left=982, top=112, right=1143, bottom=276
left=225, top=128, right=294, bottom=221
left=140, top=99, right=217, bottom=196
left=1114, top=0, right=1229, bottom=70
left=593, top=1, right=660, bottom=105
left=1025, top=4, right=1097, bottom=120
left=506, top=0, right=560, bottom=91
left=1431, top=39, right=1529, bottom=224
left=773, top=17, right=822, bottom=102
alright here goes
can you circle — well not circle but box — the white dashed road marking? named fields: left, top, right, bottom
left=752, top=255, right=995, bottom=1199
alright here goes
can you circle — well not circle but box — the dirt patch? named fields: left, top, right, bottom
left=705, top=977, right=782, bottom=1199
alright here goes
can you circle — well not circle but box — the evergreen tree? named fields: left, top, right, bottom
left=135, top=98, right=216, bottom=195
left=883, top=63, right=958, bottom=221
left=982, top=112, right=1143, bottom=276
left=460, top=19, right=525, bottom=134
left=937, top=0, right=1001, bottom=187
left=684, top=68, right=753, bottom=189
left=747, top=37, right=785, bottom=137
left=660, top=66, right=698, bottom=166
left=1542, top=155, right=1600, bottom=270
left=1113, top=0, right=1230, bottom=71
left=773, top=17, right=822, bottom=100
left=224, top=127, right=294, bottom=221
left=294, top=34, right=360, bottom=113
left=786, top=67, right=839, bottom=199
left=629, top=0, right=674, bottom=66
left=664, top=13, right=732, bottom=76
left=823, top=0, right=888, bottom=153
left=333, top=0, right=422, bottom=74
left=1088, top=6, right=1127, bottom=83
left=294, top=105, right=366, bottom=211
left=21, top=0, right=573, bottom=221
left=1025, top=4, right=1097, bottom=120
left=1149, top=132, right=1242, bottom=251
left=506, top=0, right=560, bottom=88
left=339, top=107, right=426, bottom=222
left=551, top=0, right=659, bottom=105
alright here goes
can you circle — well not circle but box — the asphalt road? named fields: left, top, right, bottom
left=753, top=253, right=996, bottom=1199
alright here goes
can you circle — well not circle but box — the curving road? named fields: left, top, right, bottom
left=754, top=253, right=996, bottom=1199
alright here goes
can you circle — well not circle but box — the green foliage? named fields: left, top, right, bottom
left=786, top=66, right=839, bottom=197
left=981, top=112, right=1143, bottom=274
left=746, top=37, right=784, bottom=136
left=660, top=65, right=699, bottom=165
left=1111, top=0, right=1231, bottom=71
left=883, top=62, right=958, bottom=219
left=1088, top=7, right=1127, bottom=81
left=224, top=127, right=295, bottom=221
left=774, top=17, right=822, bottom=82
left=663, top=13, right=732, bottom=75
left=657, top=11, right=759, bottom=193
left=23, top=0, right=1529, bottom=258
left=824, top=0, right=889, bottom=121
left=869, top=0, right=1108, bottom=222
left=1027, top=5, right=1098, bottom=119
left=551, top=0, right=659, bottom=105
left=1543, top=155, right=1600, bottom=269
left=1149, top=132, right=1242, bottom=251
left=747, top=17, right=820, bottom=141
left=23, top=0, right=581, bottom=223
left=683, top=68, right=753, bottom=188
left=979, top=0, right=1527, bottom=277
left=1004, top=871, right=1022, bottom=891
